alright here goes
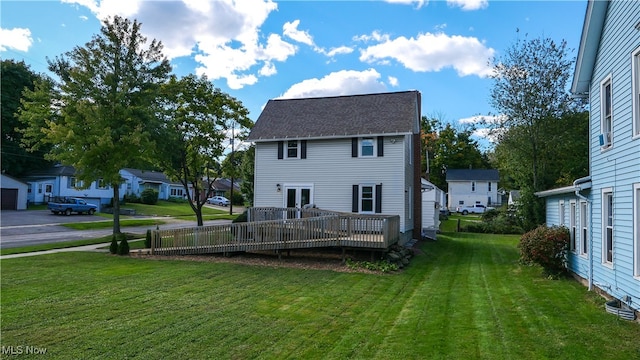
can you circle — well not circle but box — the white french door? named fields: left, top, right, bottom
left=283, top=184, right=313, bottom=218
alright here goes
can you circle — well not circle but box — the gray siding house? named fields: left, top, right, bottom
left=247, top=91, right=423, bottom=243
left=536, top=0, right=640, bottom=313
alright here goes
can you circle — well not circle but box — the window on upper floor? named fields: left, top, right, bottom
left=488, top=182, right=492, bottom=192
left=600, top=76, right=613, bottom=149
left=351, top=137, right=384, bottom=157
left=633, top=46, right=640, bottom=138
left=602, top=188, right=614, bottom=265
left=471, top=181, right=476, bottom=192
left=277, top=140, right=307, bottom=159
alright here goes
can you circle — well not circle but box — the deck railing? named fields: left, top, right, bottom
left=151, top=207, right=399, bottom=256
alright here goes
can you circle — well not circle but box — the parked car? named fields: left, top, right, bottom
left=207, top=196, right=230, bottom=206
left=456, top=204, right=494, bottom=215
left=48, top=197, right=98, bottom=215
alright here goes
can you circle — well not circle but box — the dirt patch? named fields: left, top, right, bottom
left=132, top=246, right=404, bottom=274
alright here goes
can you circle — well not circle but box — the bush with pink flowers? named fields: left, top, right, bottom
left=518, top=225, right=570, bottom=277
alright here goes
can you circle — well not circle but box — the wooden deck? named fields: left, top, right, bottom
left=150, top=208, right=399, bottom=256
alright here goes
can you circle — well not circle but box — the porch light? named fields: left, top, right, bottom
left=276, top=184, right=281, bottom=192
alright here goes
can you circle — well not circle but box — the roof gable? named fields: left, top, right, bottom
left=446, top=169, right=499, bottom=182
left=571, top=0, right=609, bottom=95
left=247, top=91, right=421, bottom=141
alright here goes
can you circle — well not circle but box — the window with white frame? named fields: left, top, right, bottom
left=361, top=185, right=374, bottom=212
left=287, top=140, right=299, bottom=158
left=488, top=182, right=492, bottom=192
left=600, top=76, right=613, bottom=149
left=559, top=200, right=565, bottom=226
left=360, top=138, right=375, bottom=157
left=580, top=201, right=588, bottom=256
left=97, top=178, right=108, bottom=189
left=602, top=189, right=614, bottom=265
left=471, top=181, right=476, bottom=192
left=68, top=177, right=82, bottom=188
left=634, top=183, right=640, bottom=277
left=570, top=201, right=576, bottom=252
left=633, top=47, right=640, bottom=137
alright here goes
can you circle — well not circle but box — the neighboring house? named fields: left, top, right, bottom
left=421, top=178, right=444, bottom=238
left=1, top=174, right=29, bottom=210
left=120, top=168, right=193, bottom=201
left=247, top=91, right=423, bottom=244
left=22, top=165, right=123, bottom=210
left=445, top=169, right=500, bottom=211
left=536, top=0, right=639, bottom=312
left=198, top=178, right=241, bottom=199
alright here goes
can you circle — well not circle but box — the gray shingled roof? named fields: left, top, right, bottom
left=446, top=169, right=500, bottom=181
left=122, top=168, right=179, bottom=185
left=247, top=91, right=421, bottom=141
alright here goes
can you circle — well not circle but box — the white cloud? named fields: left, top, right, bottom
left=0, top=27, right=33, bottom=52
left=353, top=31, right=390, bottom=43
left=359, top=31, right=495, bottom=77
left=63, top=0, right=292, bottom=89
left=279, top=68, right=386, bottom=99
left=283, top=20, right=314, bottom=46
left=447, top=0, right=488, bottom=11
left=384, top=0, right=428, bottom=9
left=325, top=46, right=353, bottom=57
left=458, top=115, right=506, bottom=144
left=388, top=76, right=399, bottom=87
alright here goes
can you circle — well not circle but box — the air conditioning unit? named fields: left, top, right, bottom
left=599, top=132, right=612, bottom=147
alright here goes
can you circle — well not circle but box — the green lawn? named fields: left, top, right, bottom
left=1, top=232, right=638, bottom=359
left=122, top=200, right=237, bottom=219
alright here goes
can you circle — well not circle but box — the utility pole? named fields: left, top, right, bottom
left=229, top=122, right=235, bottom=216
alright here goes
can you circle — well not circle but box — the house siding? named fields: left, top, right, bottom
left=447, top=180, right=499, bottom=210
left=583, top=0, right=640, bottom=308
left=254, top=135, right=414, bottom=237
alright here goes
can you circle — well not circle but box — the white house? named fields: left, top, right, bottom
left=1, top=174, right=29, bottom=210
left=536, top=0, right=640, bottom=313
left=421, top=178, right=444, bottom=238
left=445, top=169, right=500, bottom=211
left=247, top=91, right=423, bottom=244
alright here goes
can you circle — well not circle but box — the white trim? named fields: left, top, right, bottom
left=580, top=200, right=588, bottom=258
left=633, top=183, right=640, bottom=278
left=282, top=183, right=314, bottom=208
left=359, top=184, right=376, bottom=214
left=570, top=200, right=577, bottom=253
left=632, top=46, right=640, bottom=139
left=559, top=200, right=566, bottom=226
left=359, top=137, right=377, bottom=158
left=599, top=75, right=613, bottom=150
left=602, top=187, right=614, bottom=267
left=284, top=140, right=300, bottom=159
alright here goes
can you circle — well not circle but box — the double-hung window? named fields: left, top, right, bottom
left=287, top=140, right=298, bottom=158
left=633, top=46, right=640, bottom=138
left=603, top=189, right=614, bottom=265
left=570, top=201, right=576, bottom=252
left=277, top=140, right=306, bottom=159
left=352, top=184, right=382, bottom=214
left=600, top=76, right=613, bottom=149
left=580, top=201, right=588, bottom=256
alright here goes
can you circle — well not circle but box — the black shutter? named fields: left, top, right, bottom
left=352, top=185, right=359, bottom=212
left=301, top=140, right=307, bottom=159
left=377, top=136, right=384, bottom=157
left=277, top=141, right=283, bottom=159
left=375, top=184, right=382, bottom=213
left=352, top=138, right=358, bottom=157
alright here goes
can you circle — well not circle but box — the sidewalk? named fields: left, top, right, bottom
left=1, top=242, right=111, bottom=259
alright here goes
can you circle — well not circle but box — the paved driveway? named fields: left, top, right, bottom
left=1, top=210, right=101, bottom=227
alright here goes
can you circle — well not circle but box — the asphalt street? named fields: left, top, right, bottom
left=0, top=209, right=232, bottom=249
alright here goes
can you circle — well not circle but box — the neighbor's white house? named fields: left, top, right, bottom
left=445, top=169, right=500, bottom=211
left=247, top=91, right=423, bottom=243
left=536, top=0, right=640, bottom=312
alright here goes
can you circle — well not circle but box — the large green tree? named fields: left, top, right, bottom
left=239, top=145, right=255, bottom=207
left=158, top=74, right=250, bottom=226
left=18, top=16, right=171, bottom=236
left=1, top=60, right=52, bottom=176
left=489, top=34, right=587, bottom=230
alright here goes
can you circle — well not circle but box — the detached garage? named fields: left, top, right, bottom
left=1, top=174, right=29, bottom=210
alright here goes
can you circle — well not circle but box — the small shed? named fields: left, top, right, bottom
left=421, top=178, right=444, bottom=239
left=1, top=174, right=29, bottom=210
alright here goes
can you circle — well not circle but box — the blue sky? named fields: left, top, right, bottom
left=1, top=0, right=587, bottom=149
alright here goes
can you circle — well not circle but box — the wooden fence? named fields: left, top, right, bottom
left=150, top=208, right=399, bottom=256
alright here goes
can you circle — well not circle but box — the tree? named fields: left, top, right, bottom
left=239, top=145, right=255, bottom=207
left=18, top=16, right=171, bottom=237
left=1, top=60, right=53, bottom=176
left=489, top=34, right=587, bottom=230
left=158, top=74, right=250, bottom=226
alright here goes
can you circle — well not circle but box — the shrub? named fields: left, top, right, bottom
left=123, top=193, right=140, bottom=204
left=140, top=189, right=159, bottom=205
left=109, top=236, right=118, bottom=254
left=519, top=225, right=569, bottom=277
left=232, top=210, right=248, bottom=223
left=225, top=191, right=245, bottom=206
left=145, top=229, right=152, bottom=248
left=117, top=238, right=130, bottom=255
left=461, top=207, right=524, bottom=234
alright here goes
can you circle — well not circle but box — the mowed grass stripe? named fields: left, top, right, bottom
left=2, top=235, right=640, bottom=359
